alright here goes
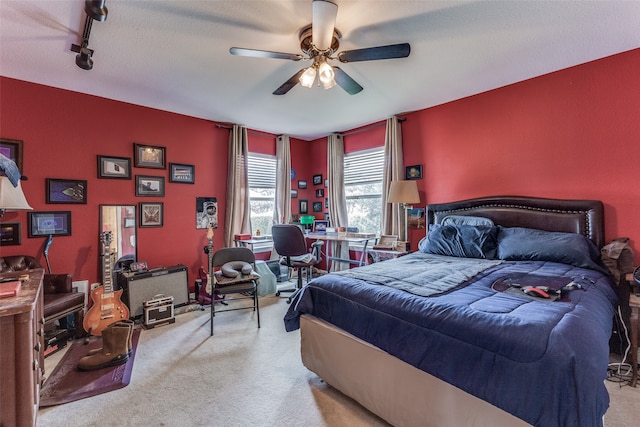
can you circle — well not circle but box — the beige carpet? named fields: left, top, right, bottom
left=39, top=292, right=639, bottom=427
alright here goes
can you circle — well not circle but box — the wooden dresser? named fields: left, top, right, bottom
left=0, top=269, right=44, bottom=427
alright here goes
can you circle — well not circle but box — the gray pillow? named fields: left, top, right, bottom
left=441, top=215, right=494, bottom=227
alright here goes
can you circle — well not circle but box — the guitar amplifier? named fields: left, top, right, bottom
left=117, top=264, right=189, bottom=319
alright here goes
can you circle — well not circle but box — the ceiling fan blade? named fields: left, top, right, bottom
left=337, top=43, right=411, bottom=63
left=273, top=69, right=306, bottom=95
left=230, top=47, right=303, bottom=61
left=333, top=67, right=363, bottom=95
left=312, top=0, right=338, bottom=50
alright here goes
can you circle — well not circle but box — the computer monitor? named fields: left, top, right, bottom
left=313, top=220, right=328, bottom=233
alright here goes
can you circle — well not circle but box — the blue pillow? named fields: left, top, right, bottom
left=496, top=226, right=607, bottom=273
left=419, top=224, right=498, bottom=259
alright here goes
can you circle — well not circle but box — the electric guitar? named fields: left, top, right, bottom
left=83, top=231, right=130, bottom=336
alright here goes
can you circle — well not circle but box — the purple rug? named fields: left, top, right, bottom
left=39, top=329, right=140, bottom=407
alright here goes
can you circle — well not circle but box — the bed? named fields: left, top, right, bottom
left=284, top=196, right=618, bottom=427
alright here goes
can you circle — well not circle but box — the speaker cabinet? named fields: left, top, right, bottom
left=117, top=264, right=189, bottom=318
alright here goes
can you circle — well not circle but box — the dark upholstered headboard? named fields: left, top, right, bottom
left=427, top=196, right=604, bottom=248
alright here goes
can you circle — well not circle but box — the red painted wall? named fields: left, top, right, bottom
left=2, top=47, right=639, bottom=284
left=400, top=48, right=639, bottom=256
left=0, top=78, right=229, bottom=288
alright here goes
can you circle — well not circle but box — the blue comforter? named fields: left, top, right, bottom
left=284, top=253, right=618, bottom=427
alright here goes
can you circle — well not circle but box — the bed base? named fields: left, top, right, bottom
left=300, top=315, right=531, bottom=427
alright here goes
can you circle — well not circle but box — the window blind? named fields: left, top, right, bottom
left=344, top=147, right=384, bottom=186
left=248, top=153, right=276, bottom=189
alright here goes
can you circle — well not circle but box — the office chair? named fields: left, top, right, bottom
left=208, top=247, right=260, bottom=336
left=271, top=224, right=322, bottom=303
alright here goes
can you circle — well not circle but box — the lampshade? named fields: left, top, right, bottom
left=318, top=61, right=336, bottom=89
left=388, top=180, right=420, bottom=204
left=0, top=176, right=33, bottom=215
left=299, top=67, right=317, bottom=88
left=300, top=215, right=315, bottom=225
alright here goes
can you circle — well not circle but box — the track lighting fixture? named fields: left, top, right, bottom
left=71, top=1, right=108, bottom=70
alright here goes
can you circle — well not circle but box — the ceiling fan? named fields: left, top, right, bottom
left=229, top=0, right=411, bottom=95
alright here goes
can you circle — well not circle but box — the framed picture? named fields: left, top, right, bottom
left=136, top=175, right=165, bottom=197
left=98, top=155, right=131, bottom=179
left=325, top=178, right=329, bottom=187
left=315, top=189, right=324, bottom=198
left=0, top=138, right=24, bottom=173
left=169, top=163, right=195, bottom=184
left=196, top=197, right=218, bottom=229
left=46, top=178, right=87, bottom=204
left=124, top=218, right=136, bottom=228
left=140, top=202, right=164, bottom=227
left=298, top=180, right=307, bottom=189
left=405, top=164, right=423, bottom=180
left=313, top=174, right=323, bottom=185
left=291, top=189, right=298, bottom=198
left=27, top=211, right=71, bottom=237
left=325, top=198, right=328, bottom=208
left=0, top=222, right=21, bottom=246
left=299, top=199, right=308, bottom=214
left=312, top=201, right=323, bottom=212
left=134, top=143, right=166, bottom=169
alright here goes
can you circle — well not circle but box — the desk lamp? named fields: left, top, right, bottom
left=387, top=180, right=420, bottom=243
left=300, top=215, right=315, bottom=232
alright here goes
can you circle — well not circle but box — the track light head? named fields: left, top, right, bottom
left=76, top=47, right=94, bottom=70
left=85, top=0, right=108, bottom=22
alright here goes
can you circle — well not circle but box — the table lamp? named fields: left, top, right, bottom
left=387, top=180, right=420, bottom=242
left=300, top=215, right=315, bottom=232
left=0, top=176, right=33, bottom=218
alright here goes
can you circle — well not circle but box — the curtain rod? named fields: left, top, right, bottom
left=340, top=117, right=406, bottom=137
left=215, top=124, right=277, bottom=139
left=216, top=116, right=406, bottom=139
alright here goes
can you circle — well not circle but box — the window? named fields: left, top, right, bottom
left=344, top=147, right=384, bottom=234
left=247, top=153, right=276, bottom=238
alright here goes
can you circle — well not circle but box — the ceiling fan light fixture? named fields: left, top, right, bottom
left=299, top=67, right=317, bottom=88
left=318, top=61, right=335, bottom=89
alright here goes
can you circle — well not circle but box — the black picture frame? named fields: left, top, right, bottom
left=0, top=222, right=21, bottom=246
left=298, top=180, right=307, bottom=189
left=0, top=138, right=23, bottom=173
left=169, top=163, right=195, bottom=184
left=312, top=201, right=323, bottom=212
left=315, top=189, right=324, bottom=198
left=291, top=189, right=298, bottom=198
left=46, top=178, right=87, bottom=204
left=98, top=155, right=132, bottom=179
left=299, top=199, right=308, bottom=214
left=134, top=143, right=166, bottom=169
left=313, top=174, right=323, bottom=185
left=28, top=211, right=72, bottom=237
left=139, top=202, right=164, bottom=227
left=136, top=175, right=165, bottom=197
left=405, top=164, right=423, bottom=180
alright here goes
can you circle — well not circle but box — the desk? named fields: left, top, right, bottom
left=630, top=293, right=639, bottom=387
left=305, top=233, right=377, bottom=271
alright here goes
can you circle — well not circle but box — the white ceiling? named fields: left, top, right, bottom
left=1, top=1, right=639, bottom=140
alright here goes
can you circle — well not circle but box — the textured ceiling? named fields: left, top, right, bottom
left=1, top=1, right=639, bottom=140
